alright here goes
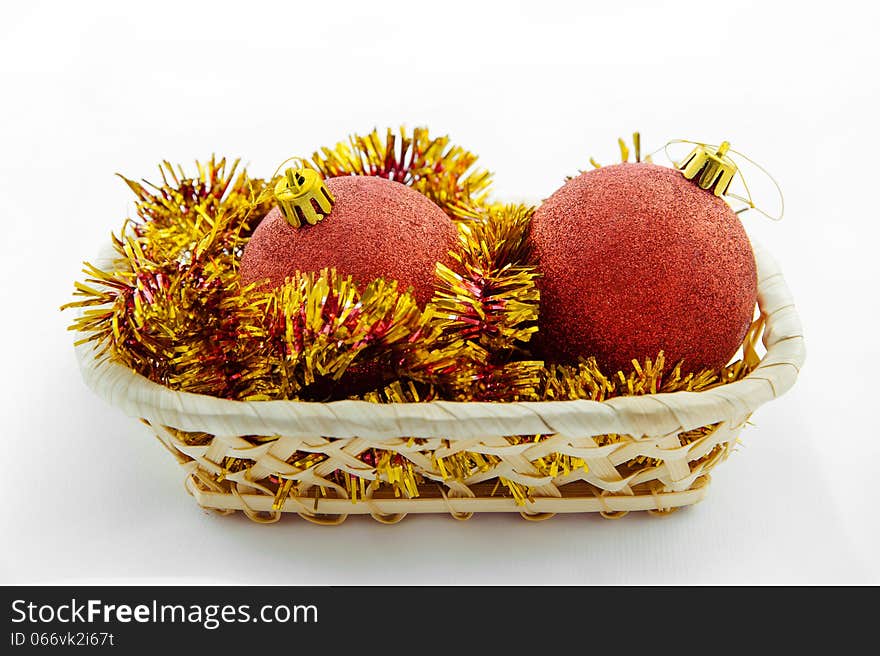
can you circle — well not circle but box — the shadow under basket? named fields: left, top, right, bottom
left=75, top=242, right=805, bottom=524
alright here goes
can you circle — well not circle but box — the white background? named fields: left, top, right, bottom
left=1, top=0, right=877, bottom=585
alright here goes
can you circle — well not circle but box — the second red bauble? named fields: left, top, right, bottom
left=529, top=162, right=758, bottom=373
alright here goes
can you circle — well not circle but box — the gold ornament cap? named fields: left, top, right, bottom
left=273, top=167, right=335, bottom=227
left=676, top=141, right=737, bottom=197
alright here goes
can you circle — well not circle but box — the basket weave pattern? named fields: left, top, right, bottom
left=77, top=242, right=804, bottom=523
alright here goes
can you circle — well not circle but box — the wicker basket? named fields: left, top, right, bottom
left=74, top=241, right=804, bottom=524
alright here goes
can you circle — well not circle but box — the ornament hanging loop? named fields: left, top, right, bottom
left=676, top=140, right=738, bottom=197
left=272, top=161, right=335, bottom=228
left=661, top=139, right=785, bottom=221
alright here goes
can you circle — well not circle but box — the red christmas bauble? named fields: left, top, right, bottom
left=240, top=176, right=455, bottom=306
left=529, top=162, right=757, bottom=373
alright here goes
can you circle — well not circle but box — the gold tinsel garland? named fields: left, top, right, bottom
left=403, top=203, right=543, bottom=401
left=311, top=126, right=492, bottom=219
left=65, top=127, right=762, bottom=505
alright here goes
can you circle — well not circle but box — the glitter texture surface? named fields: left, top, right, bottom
left=240, top=176, right=456, bottom=306
left=529, top=162, right=757, bottom=373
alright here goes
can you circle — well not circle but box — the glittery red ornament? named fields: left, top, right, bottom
left=529, top=162, right=757, bottom=373
left=240, top=176, right=456, bottom=306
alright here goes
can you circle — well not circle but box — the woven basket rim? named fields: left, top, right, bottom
left=74, top=239, right=805, bottom=439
